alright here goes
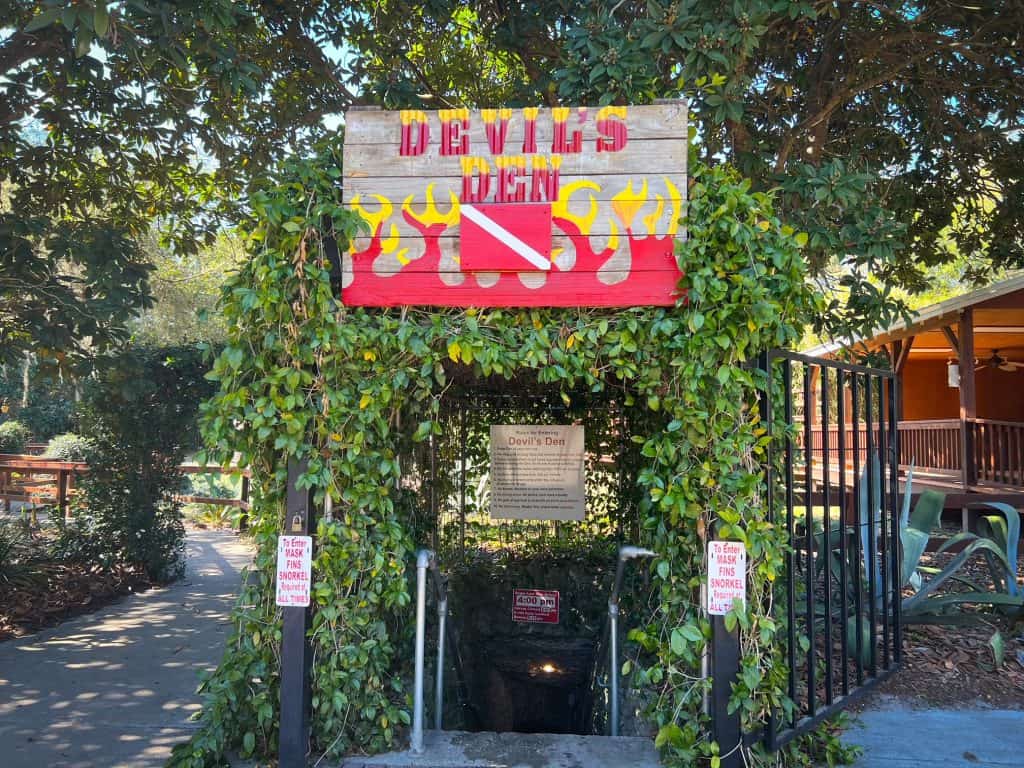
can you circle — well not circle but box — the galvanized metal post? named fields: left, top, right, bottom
left=411, top=549, right=433, bottom=754
left=435, top=595, right=447, bottom=731
left=608, top=545, right=654, bottom=737
left=279, top=457, right=314, bottom=768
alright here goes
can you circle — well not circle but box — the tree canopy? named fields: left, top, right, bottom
left=3, top=1, right=1022, bottom=361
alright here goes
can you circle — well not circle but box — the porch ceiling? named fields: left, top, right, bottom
left=907, top=307, right=1024, bottom=361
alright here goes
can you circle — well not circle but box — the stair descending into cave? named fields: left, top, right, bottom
left=341, top=730, right=659, bottom=768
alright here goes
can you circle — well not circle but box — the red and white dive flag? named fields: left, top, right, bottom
left=459, top=203, right=552, bottom=272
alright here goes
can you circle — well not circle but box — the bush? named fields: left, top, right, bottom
left=43, top=433, right=95, bottom=462
left=59, top=345, right=214, bottom=582
left=0, top=420, right=31, bottom=453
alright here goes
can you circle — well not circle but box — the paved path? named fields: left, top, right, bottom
left=0, top=529, right=252, bottom=768
left=848, top=695, right=1024, bottom=767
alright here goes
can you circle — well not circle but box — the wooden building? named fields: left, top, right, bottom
left=806, top=272, right=1024, bottom=518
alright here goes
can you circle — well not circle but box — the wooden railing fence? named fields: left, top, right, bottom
left=0, top=455, right=251, bottom=521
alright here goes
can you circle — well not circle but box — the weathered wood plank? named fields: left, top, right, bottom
left=341, top=269, right=684, bottom=307
left=342, top=234, right=678, bottom=279
left=343, top=139, right=686, bottom=179
left=344, top=173, right=686, bottom=204
left=343, top=103, right=687, bottom=146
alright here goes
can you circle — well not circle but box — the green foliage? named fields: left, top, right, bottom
left=0, top=359, right=76, bottom=440
left=0, top=420, right=32, bottom=453
left=43, top=433, right=94, bottom=463
left=0, top=519, right=49, bottom=590
left=58, top=346, right=213, bottom=581
left=168, top=139, right=821, bottom=766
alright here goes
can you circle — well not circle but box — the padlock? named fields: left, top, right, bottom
left=291, top=513, right=303, bottom=532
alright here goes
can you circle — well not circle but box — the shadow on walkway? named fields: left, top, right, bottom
left=0, top=529, right=252, bottom=768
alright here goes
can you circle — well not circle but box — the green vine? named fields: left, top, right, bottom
left=168, top=139, right=845, bottom=767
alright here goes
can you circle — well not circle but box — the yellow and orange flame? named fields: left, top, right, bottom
left=402, top=183, right=460, bottom=229
left=350, top=193, right=400, bottom=253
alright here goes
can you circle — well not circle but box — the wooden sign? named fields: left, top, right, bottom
left=341, top=103, right=687, bottom=307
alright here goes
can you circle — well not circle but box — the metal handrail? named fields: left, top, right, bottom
left=608, top=544, right=655, bottom=737
left=411, top=549, right=449, bottom=754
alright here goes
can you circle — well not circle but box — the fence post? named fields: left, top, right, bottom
left=239, top=474, right=251, bottom=531
left=279, top=457, right=314, bottom=768
left=711, top=615, right=742, bottom=768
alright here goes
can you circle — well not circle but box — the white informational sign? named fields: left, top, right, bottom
left=275, top=535, right=312, bottom=608
left=490, top=424, right=586, bottom=521
left=707, top=540, right=747, bottom=615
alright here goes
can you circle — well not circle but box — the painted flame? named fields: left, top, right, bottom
left=349, top=194, right=399, bottom=253
left=553, top=179, right=600, bottom=235
left=664, top=177, right=682, bottom=237
left=611, top=180, right=649, bottom=231
left=402, top=183, right=460, bottom=228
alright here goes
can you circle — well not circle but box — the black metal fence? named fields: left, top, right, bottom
left=761, top=350, right=902, bottom=748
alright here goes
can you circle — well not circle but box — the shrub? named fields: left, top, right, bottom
left=43, top=433, right=95, bottom=462
left=60, top=345, right=214, bottom=582
left=0, top=420, right=31, bottom=453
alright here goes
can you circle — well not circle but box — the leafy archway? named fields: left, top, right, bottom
left=170, top=146, right=827, bottom=767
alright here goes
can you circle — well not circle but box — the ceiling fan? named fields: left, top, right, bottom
left=975, top=350, right=1024, bottom=372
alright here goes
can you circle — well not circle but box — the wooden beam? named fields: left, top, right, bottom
left=959, top=309, right=977, bottom=488
left=895, top=336, right=915, bottom=375
left=941, top=325, right=960, bottom=355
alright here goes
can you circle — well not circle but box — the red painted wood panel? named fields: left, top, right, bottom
left=459, top=203, right=552, bottom=272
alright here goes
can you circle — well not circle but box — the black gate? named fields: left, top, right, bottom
left=761, top=350, right=902, bottom=748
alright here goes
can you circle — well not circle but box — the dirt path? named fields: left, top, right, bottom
left=0, top=529, right=252, bottom=768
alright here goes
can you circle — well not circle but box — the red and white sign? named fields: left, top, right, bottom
left=340, top=104, right=687, bottom=308
left=707, top=541, right=746, bottom=615
left=460, top=203, right=552, bottom=272
left=512, top=588, right=560, bottom=624
left=275, top=535, right=312, bottom=608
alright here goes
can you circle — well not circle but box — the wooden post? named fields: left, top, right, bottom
left=279, top=457, right=314, bottom=768
left=239, top=474, right=251, bottom=531
left=58, top=469, right=69, bottom=522
left=711, top=613, right=742, bottom=768
left=959, top=309, right=976, bottom=490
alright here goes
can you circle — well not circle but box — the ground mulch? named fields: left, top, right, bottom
left=0, top=562, right=151, bottom=642
left=863, top=543, right=1024, bottom=710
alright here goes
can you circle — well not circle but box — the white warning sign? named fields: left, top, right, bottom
left=275, top=535, right=312, bottom=607
left=707, top=541, right=746, bottom=615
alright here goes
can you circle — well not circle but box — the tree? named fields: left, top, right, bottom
left=340, top=1, right=1024, bottom=336
left=1, top=1, right=361, bottom=368
left=4, top=1, right=1021, bottom=360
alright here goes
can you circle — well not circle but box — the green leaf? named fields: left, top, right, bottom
left=24, top=8, right=61, bottom=31
left=989, top=630, right=1005, bottom=668
left=242, top=731, right=255, bottom=754
left=94, top=4, right=110, bottom=37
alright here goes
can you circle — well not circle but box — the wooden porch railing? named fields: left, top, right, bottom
left=797, top=418, right=1024, bottom=489
left=969, top=418, right=1024, bottom=487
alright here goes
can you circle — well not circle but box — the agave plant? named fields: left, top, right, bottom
left=854, top=457, right=1023, bottom=622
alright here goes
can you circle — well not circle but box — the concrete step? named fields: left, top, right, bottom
left=341, top=730, right=660, bottom=768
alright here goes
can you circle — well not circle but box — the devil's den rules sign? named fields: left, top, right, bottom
left=341, top=103, right=687, bottom=306
left=707, top=541, right=747, bottom=615
left=490, top=425, right=586, bottom=521
left=276, top=535, right=312, bottom=608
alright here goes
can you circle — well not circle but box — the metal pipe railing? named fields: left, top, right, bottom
left=411, top=549, right=432, bottom=754
left=608, top=544, right=656, bottom=737
left=411, top=548, right=449, bottom=753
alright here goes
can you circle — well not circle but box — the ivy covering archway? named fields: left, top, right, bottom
left=169, top=145, right=839, bottom=768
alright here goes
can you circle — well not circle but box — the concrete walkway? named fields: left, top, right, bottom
left=0, top=529, right=252, bottom=768
left=847, top=695, right=1024, bottom=767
